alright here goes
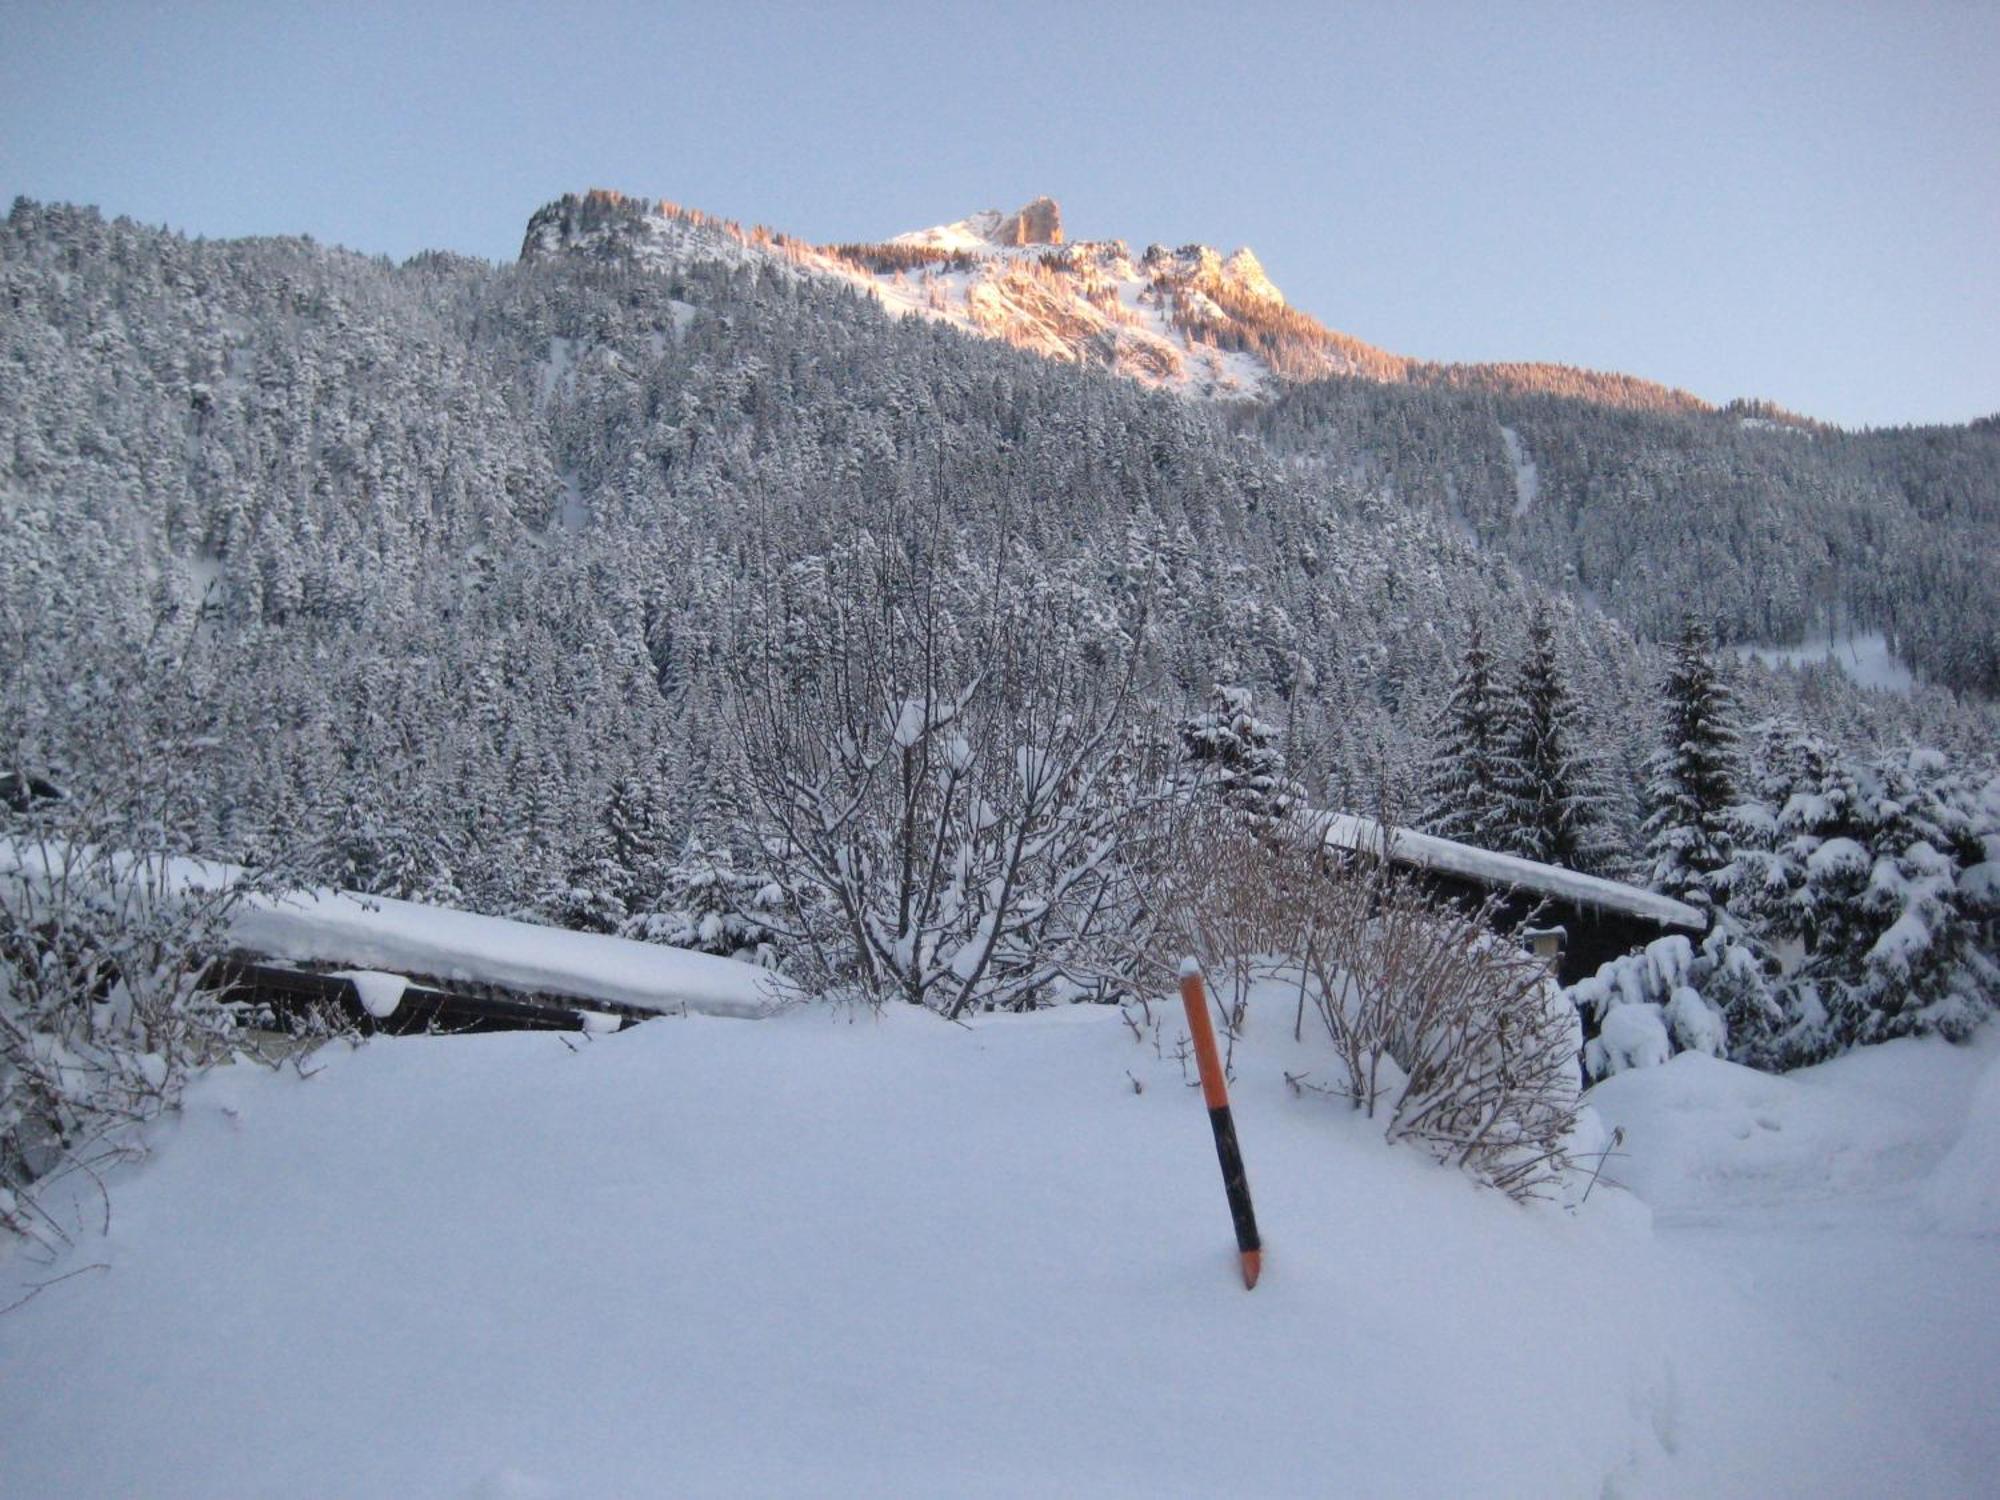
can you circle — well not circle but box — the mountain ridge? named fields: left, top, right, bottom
left=521, top=188, right=1719, bottom=416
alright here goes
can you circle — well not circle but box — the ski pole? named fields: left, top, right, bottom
left=1178, top=960, right=1262, bottom=1289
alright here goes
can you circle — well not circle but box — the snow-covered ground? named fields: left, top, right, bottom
left=3, top=999, right=1992, bottom=1497
left=1589, top=1030, right=2000, bottom=1487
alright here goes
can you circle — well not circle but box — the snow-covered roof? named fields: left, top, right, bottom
left=1315, top=814, right=1706, bottom=931
left=227, top=886, right=788, bottom=1019
left=1, top=840, right=790, bottom=1019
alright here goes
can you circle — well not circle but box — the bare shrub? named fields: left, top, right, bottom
left=1138, top=806, right=1582, bottom=1202
left=1298, top=845, right=1582, bottom=1202
left=0, top=798, right=271, bottom=1243
left=1130, top=798, right=1317, bottom=1030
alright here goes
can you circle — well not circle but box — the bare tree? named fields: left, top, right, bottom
left=732, top=553, right=1147, bottom=1017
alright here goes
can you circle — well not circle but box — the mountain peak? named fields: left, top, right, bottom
left=992, top=196, right=1063, bottom=247
left=890, top=196, right=1063, bottom=252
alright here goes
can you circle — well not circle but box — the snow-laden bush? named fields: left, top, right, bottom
left=1571, top=935, right=1710, bottom=1081
left=1567, top=927, right=1782, bottom=1080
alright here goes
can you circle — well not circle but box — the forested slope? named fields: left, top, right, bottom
left=1248, top=378, right=2000, bottom=696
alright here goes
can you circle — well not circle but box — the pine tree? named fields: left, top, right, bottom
left=1178, top=684, right=1302, bottom=824
left=1493, top=608, right=1615, bottom=872
left=1730, top=719, right=1857, bottom=947
left=601, top=768, right=675, bottom=914
left=1641, top=618, right=1741, bottom=912
left=630, top=836, right=789, bottom=967
left=1419, top=621, right=1510, bottom=845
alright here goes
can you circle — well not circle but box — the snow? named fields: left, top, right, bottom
left=827, top=224, right=1275, bottom=399
left=330, top=969, right=410, bottom=1019
left=1664, top=983, right=1726, bottom=1055
left=887, top=696, right=928, bottom=748
left=4, top=996, right=1991, bottom=1496
left=534, top=335, right=575, bottom=412
left=0, top=839, right=791, bottom=1019
left=1740, top=632, right=1915, bottom=695
left=888, top=208, right=1008, bottom=253
left=1596, top=999, right=1672, bottom=1073
left=1807, top=835, right=1869, bottom=879
left=1317, top=812, right=1707, bottom=930
left=1498, top=423, right=1540, bottom=519
left=231, top=886, right=790, bottom=1019
left=1922, top=1043, right=2000, bottom=1234
left=553, top=468, right=588, bottom=533
left=1589, top=1030, right=2000, bottom=1488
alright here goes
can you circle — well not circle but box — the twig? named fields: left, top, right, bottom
left=1578, top=1126, right=1627, bottom=1205
left=1, top=1262, right=110, bottom=1317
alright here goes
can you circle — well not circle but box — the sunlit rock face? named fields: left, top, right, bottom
left=991, top=196, right=1063, bottom=247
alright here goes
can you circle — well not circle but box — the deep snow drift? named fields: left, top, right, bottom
left=3, top=1002, right=1993, bottom=1497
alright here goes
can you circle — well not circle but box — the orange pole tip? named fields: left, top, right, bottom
left=1240, top=1248, right=1262, bottom=1290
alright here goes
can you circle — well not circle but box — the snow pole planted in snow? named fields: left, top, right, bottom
left=1177, top=959, right=1262, bottom=1289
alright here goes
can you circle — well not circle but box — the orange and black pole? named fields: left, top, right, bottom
left=1178, top=960, right=1262, bottom=1289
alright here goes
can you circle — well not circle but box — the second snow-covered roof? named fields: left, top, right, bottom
left=1316, top=813, right=1706, bottom=931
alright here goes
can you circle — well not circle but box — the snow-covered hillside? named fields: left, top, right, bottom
left=4, top=1001, right=1992, bottom=1497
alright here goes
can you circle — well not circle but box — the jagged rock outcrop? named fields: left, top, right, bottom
left=991, top=196, right=1062, bottom=247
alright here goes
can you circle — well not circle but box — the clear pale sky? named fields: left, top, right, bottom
left=4, top=1, right=1994, bottom=429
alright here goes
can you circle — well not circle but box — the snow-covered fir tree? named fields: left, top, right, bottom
left=1494, top=609, right=1618, bottom=873
left=1178, top=685, right=1302, bottom=824
left=1419, top=620, right=1510, bottom=846
left=1641, top=618, right=1741, bottom=913
left=625, top=837, right=789, bottom=968
left=1721, top=726, right=1998, bottom=1064
left=1818, top=750, right=1994, bottom=1051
